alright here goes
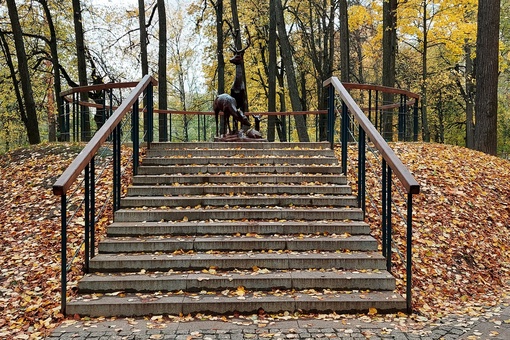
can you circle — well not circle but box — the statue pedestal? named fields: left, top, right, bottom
left=214, top=129, right=268, bottom=142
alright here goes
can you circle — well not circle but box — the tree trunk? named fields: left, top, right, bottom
left=276, top=0, right=309, bottom=142
left=5, top=0, right=41, bottom=144
left=39, top=0, right=64, bottom=142
left=267, top=0, right=277, bottom=142
left=465, top=42, right=475, bottom=149
left=420, top=2, right=430, bottom=142
left=475, top=0, right=500, bottom=155
left=72, top=0, right=91, bottom=141
left=381, top=0, right=397, bottom=141
left=214, top=0, right=225, bottom=94
left=339, top=0, right=350, bottom=82
left=139, top=0, right=149, bottom=138
left=158, top=0, right=168, bottom=141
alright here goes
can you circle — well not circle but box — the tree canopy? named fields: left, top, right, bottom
left=0, top=0, right=508, bottom=154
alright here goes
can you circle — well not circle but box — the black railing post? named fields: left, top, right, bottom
left=90, top=157, right=95, bottom=258
left=113, top=124, right=121, bottom=212
left=132, top=99, right=140, bottom=176
left=413, top=99, right=419, bottom=142
left=64, top=101, right=70, bottom=142
left=73, top=93, right=79, bottom=142
left=407, top=193, right=413, bottom=313
left=386, top=164, right=392, bottom=272
left=341, top=101, right=348, bottom=174
left=398, top=94, right=405, bottom=141
left=358, top=127, right=366, bottom=213
left=60, top=194, right=67, bottom=314
left=382, top=160, right=387, bottom=258
left=327, top=84, right=335, bottom=149
left=84, top=164, right=90, bottom=273
left=146, top=83, right=154, bottom=148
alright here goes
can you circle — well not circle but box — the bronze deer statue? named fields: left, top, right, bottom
left=214, top=93, right=251, bottom=137
left=229, top=30, right=251, bottom=131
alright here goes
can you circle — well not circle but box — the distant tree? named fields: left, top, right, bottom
left=5, top=0, right=41, bottom=144
left=339, top=0, right=350, bottom=82
left=474, top=0, right=500, bottom=155
left=158, top=0, right=168, bottom=141
left=37, top=0, right=64, bottom=142
left=275, top=0, right=309, bottom=142
left=382, top=0, right=397, bottom=141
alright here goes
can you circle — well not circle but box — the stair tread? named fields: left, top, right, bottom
left=70, top=142, right=404, bottom=316
left=66, top=290, right=406, bottom=316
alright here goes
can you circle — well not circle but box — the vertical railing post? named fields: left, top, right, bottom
left=60, top=194, right=67, bottom=314
left=398, top=94, right=404, bottom=141
left=64, top=101, right=70, bottom=142
left=385, top=164, right=392, bottom=272
left=382, top=160, right=387, bottom=258
left=407, top=193, right=413, bottom=313
left=90, top=157, right=95, bottom=259
left=413, top=99, right=419, bottom=142
left=146, top=83, right=154, bottom=148
left=341, top=101, right=348, bottom=175
left=358, top=127, right=366, bottom=213
left=132, top=99, right=140, bottom=176
left=113, top=123, right=121, bottom=212
left=327, top=84, right=335, bottom=149
left=375, top=90, right=380, bottom=131
left=73, top=92, right=79, bottom=142
left=84, top=164, right=90, bottom=273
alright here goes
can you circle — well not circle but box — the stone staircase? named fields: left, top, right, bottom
left=67, top=142, right=406, bottom=317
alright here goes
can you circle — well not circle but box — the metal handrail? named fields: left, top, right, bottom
left=324, top=76, right=420, bottom=313
left=52, top=75, right=157, bottom=314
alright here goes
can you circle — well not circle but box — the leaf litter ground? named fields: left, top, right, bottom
left=0, top=142, right=509, bottom=338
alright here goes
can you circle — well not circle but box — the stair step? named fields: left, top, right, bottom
left=113, top=207, right=364, bottom=222
left=127, top=184, right=352, bottom=196
left=149, top=142, right=332, bottom=150
left=69, top=141, right=405, bottom=317
left=132, top=174, right=347, bottom=185
left=142, top=156, right=337, bottom=166
left=97, top=235, right=378, bottom=253
left=89, top=252, right=386, bottom=273
left=66, top=290, right=406, bottom=317
left=137, top=165, right=343, bottom=175
left=106, top=221, right=371, bottom=237
left=120, top=195, right=358, bottom=208
left=78, top=270, right=396, bottom=293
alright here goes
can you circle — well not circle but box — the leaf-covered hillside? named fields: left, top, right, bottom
left=0, top=142, right=509, bottom=338
left=347, top=142, right=510, bottom=318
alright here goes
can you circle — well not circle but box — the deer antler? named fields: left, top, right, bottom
left=227, top=24, right=251, bottom=54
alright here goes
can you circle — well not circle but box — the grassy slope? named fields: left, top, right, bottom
left=0, top=142, right=509, bottom=337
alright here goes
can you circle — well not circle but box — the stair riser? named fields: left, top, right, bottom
left=113, top=209, right=364, bottom=222
left=89, top=257, right=387, bottom=273
left=143, top=157, right=337, bottom=166
left=137, top=166, right=343, bottom=175
left=149, top=142, right=331, bottom=150
left=132, top=175, right=347, bottom=185
left=119, top=197, right=359, bottom=208
left=106, top=222, right=371, bottom=237
left=78, top=276, right=395, bottom=293
left=127, top=186, right=352, bottom=196
left=145, top=149, right=334, bottom=158
left=66, top=294, right=405, bottom=317
left=98, top=238, right=378, bottom=253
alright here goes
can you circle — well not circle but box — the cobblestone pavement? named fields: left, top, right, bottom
left=47, top=301, right=510, bottom=340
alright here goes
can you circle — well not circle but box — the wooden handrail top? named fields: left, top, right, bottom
left=53, top=75, right=158, bottom=196
left=60, top=81, right=140, bottom=97
left=343, top=82, right=421, bottom=100
left=324, top=77, right=420, bottom=195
